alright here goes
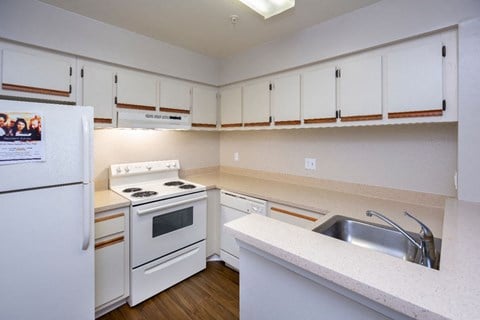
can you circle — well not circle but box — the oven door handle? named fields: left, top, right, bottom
left=136, top=195, right=208, bottom=216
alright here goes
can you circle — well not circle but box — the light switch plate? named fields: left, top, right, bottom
left=234, top=152, right=239, bottom=162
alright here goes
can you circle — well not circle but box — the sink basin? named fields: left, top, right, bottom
left=313, top=215, right=441, bottom=269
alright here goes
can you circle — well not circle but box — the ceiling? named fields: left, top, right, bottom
left=38, top=0, right=381, bottom=58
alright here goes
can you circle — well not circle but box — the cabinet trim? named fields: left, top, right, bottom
left=117, top=103, right=156, bottom=111
left=244, top=122, right=270, bottom=127
left=2, top=83, right=70, bottom=97
left=270, top=206, right=318, bottom=222
left=304, top=118, right=337, bottom=124
left=192, top=123, right=216, bottom=128
left=94, top=118, right=113, bottom=124
left=340, top=114, right=382, bottom=122
left=95, top=236, right=124, bottom=250
left=388, top=109, right=443, bottom=119
left=274, top=120, right=301, bottom=126
left=95, top=213, right=124, bottom=223
left=159, top=107, right=190, bottom=114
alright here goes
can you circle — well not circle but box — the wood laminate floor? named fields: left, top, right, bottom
left=99, top=261, right=239, bottom=320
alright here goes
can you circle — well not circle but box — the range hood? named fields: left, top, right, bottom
left=117, top=110, right=191, bottom=130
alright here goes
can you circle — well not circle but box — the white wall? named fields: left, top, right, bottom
left=220, top=0, right=480, bottom=84
left=220, top=124, right=457, bottom=196
left=458, top=18, right=480, bottom=203
left=94, top=130, right=220, bottom=190
left=0, top=0, right=220, bottom=85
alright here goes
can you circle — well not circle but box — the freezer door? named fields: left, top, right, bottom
left=0, top=184, right=94, bottom=320
left=0, top=100, right=93, bottom=192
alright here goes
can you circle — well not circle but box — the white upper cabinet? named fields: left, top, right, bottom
left=192, top=86, right=217, bottom=128
left=386, top=41, right=444, bottom=118
left=337, top=55, right=382, bottom=122
left=271, top=74, right=300, bottom=125
left=116, top=70, right=157, bottom=111
left=160, top=79, right=191, bottom=114
left=242, top=80, right=271, bottom=127
left=220, top=86, right=242, bottom=128
left=0, top=44, right=75, bottom=102
left=302, top=66, right=337, bottom=124
left=78, top=60, right=116, bottom=128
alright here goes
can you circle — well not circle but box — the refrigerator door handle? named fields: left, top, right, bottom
left=82, top=183, right=92, bottom=250
left=81, top=114, right=91, bottom=184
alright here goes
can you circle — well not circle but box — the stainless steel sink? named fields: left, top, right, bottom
left=313, top=215, right=441, bottom=269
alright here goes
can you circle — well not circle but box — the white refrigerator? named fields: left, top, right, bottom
left=0, top=100, right=94, bottom=320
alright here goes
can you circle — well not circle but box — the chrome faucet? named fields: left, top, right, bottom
left=365, top=210, right=438, bottom=269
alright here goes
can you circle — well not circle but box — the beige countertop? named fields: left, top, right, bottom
left=186, top=172, right=444, bottom=235
left=186, top=171, right=480, bottom=319
left=94, top=190, right=130, bottom=213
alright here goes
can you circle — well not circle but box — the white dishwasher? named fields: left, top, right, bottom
left=220, top=190, right=267, bottom=270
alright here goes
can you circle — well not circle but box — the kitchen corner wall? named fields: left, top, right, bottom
left=94, top=130, right=220, bottom=191
left=220, top=124, right=457, bottom=196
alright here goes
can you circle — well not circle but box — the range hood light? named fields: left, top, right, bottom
left=238, top=0, right=295, bottom=19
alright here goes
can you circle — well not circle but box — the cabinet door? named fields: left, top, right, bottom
left=94, top=208, right=128, bottom=309
left=192, top=86, right=217, bottom=128
left=160, top=79, right=191, bottom=114
left=116, top=70, right=157, bottom=111
left=243, top=80, right=270, bottom=127
left=302, top=66, right=337, bottom=124
left=338, top=55, right=382, bottom=121
left=220, top=86, right=242, bottom=128
left=1, top=47, right=74, bottom=101
left=272, top=74, right=300, bottom=126
left=386, top=41, right=444, bottom=118
left=80, top=61, right=115, bottom=128
left=95, top=241, right=125, bottom=308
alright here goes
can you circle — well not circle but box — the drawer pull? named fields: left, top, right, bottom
left=271, top=207, right=318, bottom=222
left=145, top=247, right=199, bottom=275
left=95, top=236, right=124, bottom=250
left=95, top=213, right=124, bottom=223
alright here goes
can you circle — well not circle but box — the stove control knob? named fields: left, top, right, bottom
left=166, top=163, right=172, bottom=168
left=124, top=166, right=130, bottom=173
left=171, top=162, right=177, bottom=168
left=115, top=167, right=122, bottom=174
left=146, top=165, right=152, bottom=171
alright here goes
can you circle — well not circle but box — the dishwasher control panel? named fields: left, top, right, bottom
left=220, top=191, right=267, bottom=215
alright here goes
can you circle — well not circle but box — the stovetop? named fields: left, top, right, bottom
left=109, top=160, right=206, bottom=205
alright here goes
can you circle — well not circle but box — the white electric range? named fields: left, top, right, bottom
left=109, top=160, right=207, bottom=306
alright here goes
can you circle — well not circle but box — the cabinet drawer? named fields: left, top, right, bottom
left=268, top=202, right=327, bottom=229
left=95, top=213, right=124, bottom=240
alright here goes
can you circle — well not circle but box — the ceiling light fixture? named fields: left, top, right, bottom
left=238, top=0, right=295, bottom=19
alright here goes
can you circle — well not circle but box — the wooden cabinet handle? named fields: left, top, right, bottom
left=2, top=83, right=70, bottom=97
left=388, top=109, right=443, bottom=119
left=192, top=123, right=216, bottom=128
left=270, top=207, right=318, bottom=222
left=340, top=114, right=382, bottom=122
left=117, top=103, right=156, bottom=111
left=95, top=213, right=124, bottom=223
left=159, top=107, right=190, bottom=114
left=95, top=236, right=124, bottom=250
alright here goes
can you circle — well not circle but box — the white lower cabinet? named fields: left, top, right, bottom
left=94, top=207, right=129, bottom=315
left=268, top=202, right=327, bottom=229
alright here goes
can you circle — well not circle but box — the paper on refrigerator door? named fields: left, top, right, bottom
left=0, top=111, right=45, bottom=165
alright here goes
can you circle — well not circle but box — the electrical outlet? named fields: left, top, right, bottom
left=305, top=158, right=316, bottom=170
left=234, top=152, right=239, bottom=162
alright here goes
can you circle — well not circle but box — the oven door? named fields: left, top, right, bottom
left=131, top=191, right=207, bottom=268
